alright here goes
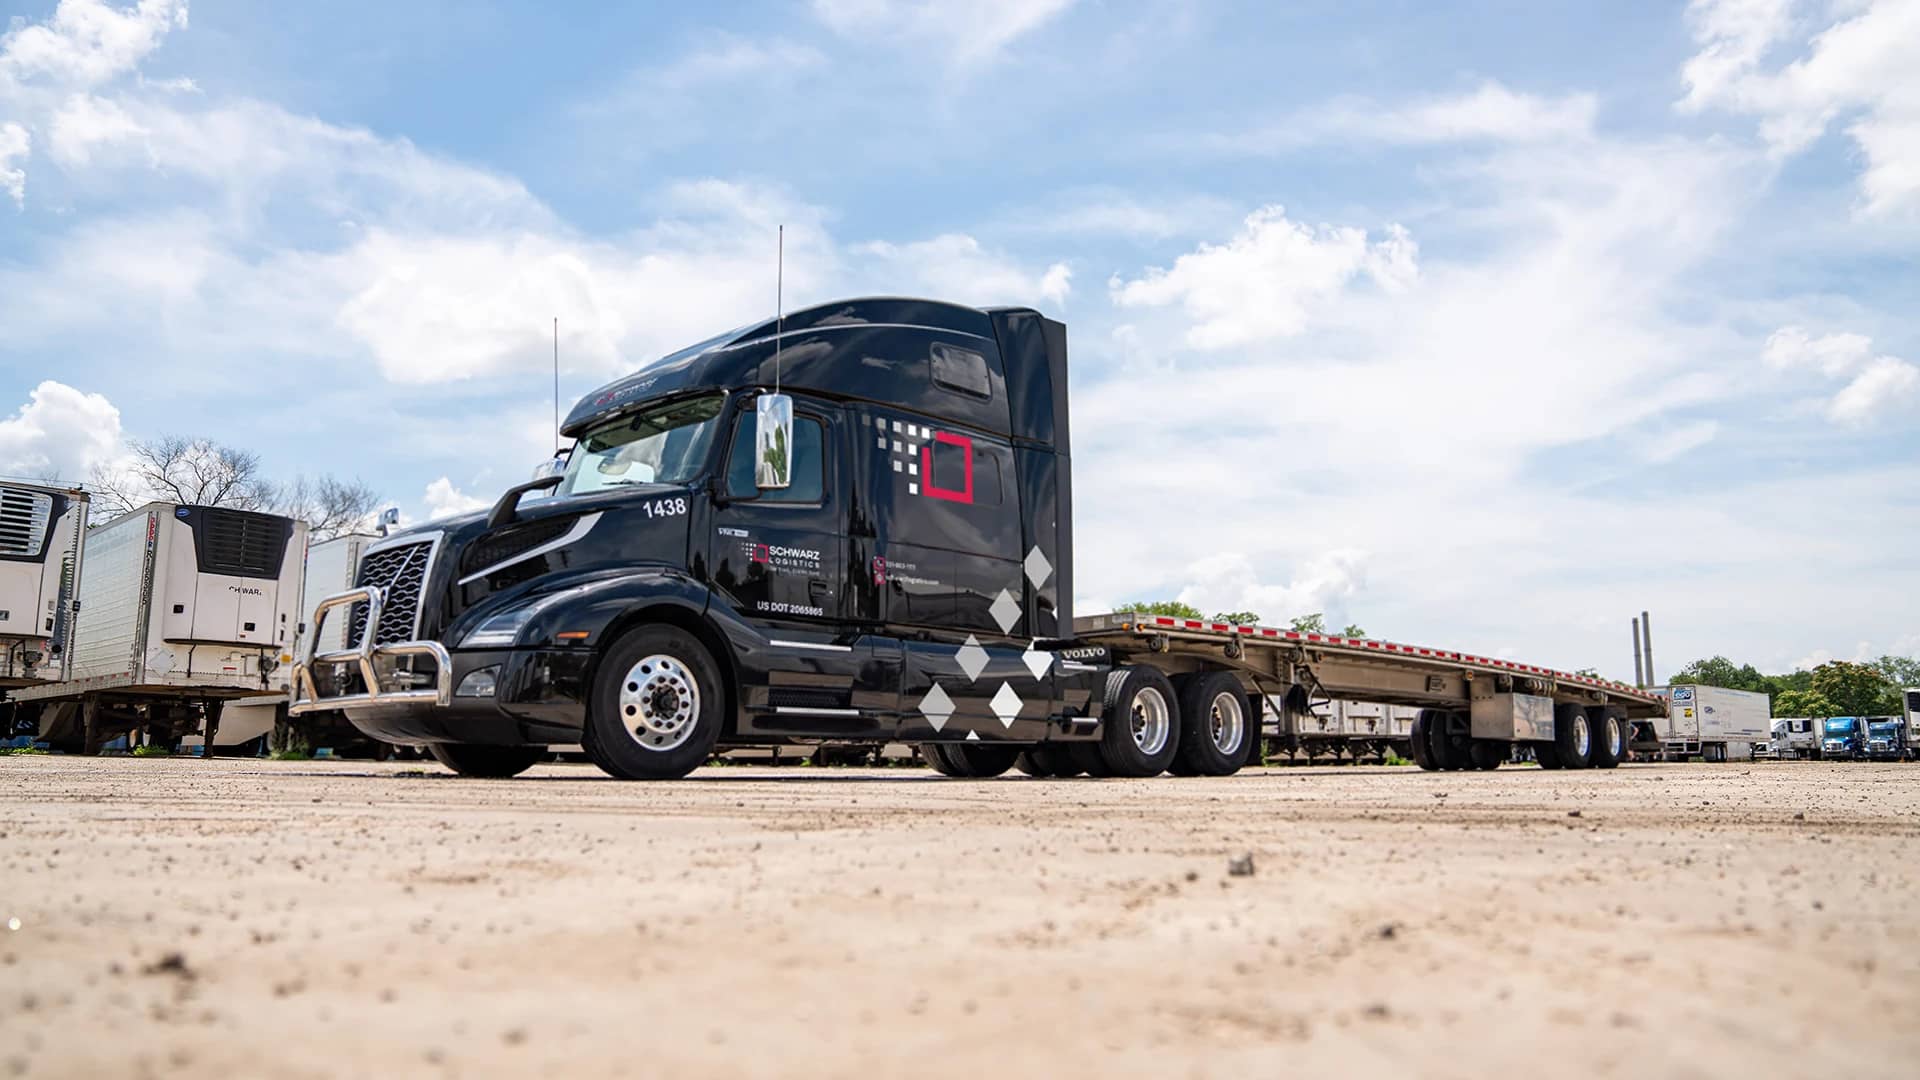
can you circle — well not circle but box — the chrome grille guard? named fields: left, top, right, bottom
left=289, top=586, right=452, bottom=714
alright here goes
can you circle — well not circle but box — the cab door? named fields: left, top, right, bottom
left=708, top=399, right=899, bottom=737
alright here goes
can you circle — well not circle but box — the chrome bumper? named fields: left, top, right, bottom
left=288, top=586, right=452, bottom=715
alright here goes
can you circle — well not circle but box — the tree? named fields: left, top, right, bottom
left=1668, top=656, right=1767, bottom=693
left=91, top=436, right=273, bottom=519
left=1808, top=661, right=1890, bottom=717
left=1341, top=623, right=1366, bottom=638
left=1772, top=689, right=1838, bottom=719
left=275, top=475, right=382, bottom=541
left=1213, top=611, right=1261, bottom=625
left=1123, top=600, right=1202, bottom=619
left=1289, top=614, right=1326, bottom=633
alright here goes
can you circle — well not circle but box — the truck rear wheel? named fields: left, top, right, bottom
left=1408, top=711, right=1439, bottom=770
left=1589, top=709, right=1623, bottom=770
left=583, top=625, right=726, bottom=780
left=1173, top=672, right=1251, bottom=776
left=922, top=742, right=1019, bottom=777
left=1097, top=666, right=1181, bottom=777
left=1015, top=745, right=1083, bottom=778
left=427, top=743, right=545, bottom=778
left=1553, top=703, right=1592, bottom=770
left=1068, top=742, right=1113, bottom=777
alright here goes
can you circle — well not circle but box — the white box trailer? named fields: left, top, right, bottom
left=0, top=480, right=89, bottom=689
left=1771, top=717, right=1819, bottom=759
left=12, top=502, right=307, bottom=752
left=1653, top=684, right=1771, bottom=762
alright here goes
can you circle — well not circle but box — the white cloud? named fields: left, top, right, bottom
left=0, top=121, right=27, bottom=207
left=0, top=381, right=124, bottom=482
left=45, top=92, right=146, bottom=166
left=1191, top=81, right=1596, bottom=156
left=0, top=0, right=188, bottom=88
left=1763, top=325, right=1873, bottom=376
left=1636, top=419, right=1722, bottom=464
left=1827, top=355, right=1920, bottom=424
left=1171, top=550, right=1369, bottom=628
left=422, top=477, right=489, bottom=521
left=811, top=0, right=1077, bottom=67
left=1109, top=206, right=1416, bottom=348
left=856, top=233, right=1072, bottom=308
left=1679, top=0, right=1920, bottom=216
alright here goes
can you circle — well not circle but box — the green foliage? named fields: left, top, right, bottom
left=1122, top=600, right=1203, bottom=619
left=1772, top=689, right=1839, bottom=719
left=0, top=746, right=51, bottom=756
left=1382, top=751, right=1413, bottom=767
left=1289, top=614, right=1327, bottom=633
left=1573, top=666, right=1601, bottom=678
left=1669, top=656, right=1768, bottom=693
left=1809, top=661, right=1891, bottom=717
left=1212, top=611, right=1261, bottom=625
left=1341, top=623, right=1366, bottom=638
left=268, top=749, right=310, bottom=761
left=131, top=745, right=172, bottom=757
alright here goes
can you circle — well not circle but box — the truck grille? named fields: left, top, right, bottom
left=350, top=541, right=434, bottom=646
left=194, top=507, right=293, bottom=577
left=0, top=487, right=54, bottom=558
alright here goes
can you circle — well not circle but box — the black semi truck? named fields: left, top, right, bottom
left=291, top=297, right=1664, bottom=779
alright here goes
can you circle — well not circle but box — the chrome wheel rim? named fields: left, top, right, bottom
left=619, top=654, right=700, bottom=752
left=1207, top=691, right=1245, bottom=756
left=1604, top=718, right=1621, bottom=757
left=1130, top=686, right=1171, bottom=757
left=1572, top=715, right=1590, bottom=758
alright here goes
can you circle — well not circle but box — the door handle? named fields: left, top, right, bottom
left=809, top=581, right=832, bottom=601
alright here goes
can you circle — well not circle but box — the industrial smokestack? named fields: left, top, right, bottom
left=1640, top=610, right=1655, bottom=687
left=1632, top=618, right=1645, bottom=688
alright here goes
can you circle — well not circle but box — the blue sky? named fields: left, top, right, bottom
left=1, top=0, right=1917, bottom=679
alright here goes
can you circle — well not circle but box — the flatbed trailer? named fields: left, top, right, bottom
left=1073, top=613, right=1668, bottom=771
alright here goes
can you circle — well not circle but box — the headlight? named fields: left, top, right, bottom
left=462, top=608, right=536, bottom=648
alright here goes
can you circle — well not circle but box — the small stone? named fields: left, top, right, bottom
left=1228, top=854, right=1255, bottom=877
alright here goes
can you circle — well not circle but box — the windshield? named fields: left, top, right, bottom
left=558, top=394, right=725, bottom=497
left=1824, top=719, right=1855, bottom=735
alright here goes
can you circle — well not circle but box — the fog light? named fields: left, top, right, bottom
left=456, top=666, right=500, bottom=698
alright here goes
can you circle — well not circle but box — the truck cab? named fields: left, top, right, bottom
left=1821, top=717, right=1865, bottom=760
left=293, top=298, right=1128, bottom=779
left=1865, top=717, right=1907, bottom=761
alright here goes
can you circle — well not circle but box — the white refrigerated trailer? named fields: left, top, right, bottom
left=1074, top=613, right=1666, bottom=771
left=0, top=480, right=89, bottom=692
left=1650, top=684, right=1771, bottom=762
left=13, top=502, right=307, bottom=753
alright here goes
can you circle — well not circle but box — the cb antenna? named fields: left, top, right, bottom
left=552, top=316, right=560, bottom=454
left=775, top=224, right=784, bottom=394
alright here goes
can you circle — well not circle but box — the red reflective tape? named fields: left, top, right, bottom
left=1237, top=625, right=1252, bottom=634
left=1285, top=631, right=1301, bottom=640
left=1261, top=628, right=1278, bottom=637
left=1154, top=617, right=1176, bottom=626
left=1365, top=641, right=1381, bottom=649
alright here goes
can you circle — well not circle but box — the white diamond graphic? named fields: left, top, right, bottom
left=1021, top=641, right=1052, bottom=679
left=991, top=683, right=1023, bottom=728
left=919, top=683, right=954, bottom=732
left=955, top=635, right=990, bottom=682
left=989, top=589, right=1021, bottom=633
left=1024, top=546, right=1053, bottom=589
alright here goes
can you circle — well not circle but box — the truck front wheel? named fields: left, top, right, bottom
left=584, top=625, right=726, bottom=780
left=1097, top=666, right=1181, bottom=777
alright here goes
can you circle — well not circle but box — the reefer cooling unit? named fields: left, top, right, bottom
left=64, top=504, right=308, bottom=692
left=0, top=481, right=90, bottom=686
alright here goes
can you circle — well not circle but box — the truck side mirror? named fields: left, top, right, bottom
left=755, top=393, right=793, bottom=490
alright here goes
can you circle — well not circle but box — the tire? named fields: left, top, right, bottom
left=1014, top=749, right=1057, bottom=777
left=428, top=743, right=545, bottom=778
left=1096, top=666, right=1181, bottom=777
left=1069, top=742, right=1113, bottom=777
left=1535, top=742, right=1563, bottom=769
left=1468, top=739, right=1505, bottom=770
left=1590, top=709, right=1623, bottom=770
left=583, top=625, right=726, bottom=780
left=1553, top=702, right=1592, bottom=770
left=1408, top=711, right=1439, bottom=771
left=1424, top=710, right=1465, bottom=770
left=920, top=743, right=966, bottom=776
left=1173, top=672, right=1252, bottom=777
left=923, top=742, right=1018, bottom=777
left=1018, top=744, right=1083, bottom=778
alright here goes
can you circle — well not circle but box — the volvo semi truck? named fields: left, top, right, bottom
left=290, top=297, right=1666, bottom=779
left=15, top=503, right=307, bottom=753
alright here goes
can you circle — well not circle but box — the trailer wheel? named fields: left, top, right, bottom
left=583, top=625, right=726, bottom=780
left=923, top=742, right=1019, bottom=777
left=920, top=743, right=965, bottom=776
left=1534, top=742, right=1563, bottom=769
left=1068, top=742, right=1114, bottom=777
left=1552, top=703, right=1592, bottom=769
left=1173, top=672, right=1251, bottom=776
left=1589, top=709, right=1623, bottom=770
left=1014, top=745, right=1081, bottom=778
left=1468, top=739, right=1505, bottom=770
left=1422, top=710, right=1465, bottom=770
left=1096, top=666, right=1181, bottom=777
left=1407, top=711, right=1439, bottom=771
left=427, top=743, right=545, bottom=778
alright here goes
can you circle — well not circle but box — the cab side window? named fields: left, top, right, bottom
left=727, top=414, right=825, bottom=503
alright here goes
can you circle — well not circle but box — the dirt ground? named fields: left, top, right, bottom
left=2, top=757, right=1917, bottom=1079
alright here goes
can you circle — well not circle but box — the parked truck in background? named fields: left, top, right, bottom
left=0, top=480, right=89, bottom=742
left=1771, top=717, right=1819, bottom=759
left=1653, top=684, right=1771, bottom=762
left=289, top=297, right=1667, bottom=780
left=1821, top=717, right=1867, bottom=761
left=1864, top=716, right=1911, bottom=762
left=14, top=503, right=307, bottom=753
